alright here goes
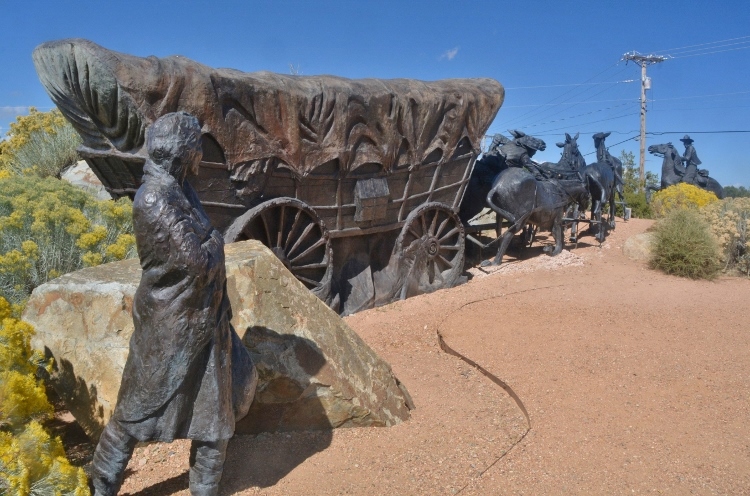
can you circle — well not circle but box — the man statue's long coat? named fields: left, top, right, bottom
left=113, top=161, right=256, bottom=442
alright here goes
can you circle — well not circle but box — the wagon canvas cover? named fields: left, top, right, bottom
left=33, top=39, right=503, bottom=187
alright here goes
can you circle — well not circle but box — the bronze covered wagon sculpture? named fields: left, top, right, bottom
left=33, top=39, right=503, bottom=314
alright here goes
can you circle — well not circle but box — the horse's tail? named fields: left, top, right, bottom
left=585, top=173, right=606, bottom=213
left=486, top=188, right=520, bottom=227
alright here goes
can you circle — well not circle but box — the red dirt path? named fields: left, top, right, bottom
left=118, top=218, right=750, bottom=495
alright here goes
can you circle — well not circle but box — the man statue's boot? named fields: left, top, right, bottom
left=90, top=421, right=138, bottom=496
left=189, top=439, right=229, bottom=496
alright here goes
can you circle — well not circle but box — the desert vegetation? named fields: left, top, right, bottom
left=700, top=197, right=750, bottom=275
left=0, top=109, right=137, bottom=494
left=649, top=182, right=719, bottom=218
left=0, top=296, right=89, bottom=494
left=648, top=183, right=750, bottom=279
left=650, top=208, right=721, bottom=279
left=617, top=150, right=659, bottom=219
left=0, top=110, right=136, bottom=307
left=0, top=108, right=80, bottom=179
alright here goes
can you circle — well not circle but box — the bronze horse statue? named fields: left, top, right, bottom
left=483, top=167, right=589, bottom=265
left=459, top=130, right=546, bottom=223
left=647, top=142, right=724, bottom=199
left=575, top=132, right=619, bottom=242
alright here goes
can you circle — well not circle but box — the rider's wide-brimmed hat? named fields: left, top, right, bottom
left=680, top=134, right=694, bottom=143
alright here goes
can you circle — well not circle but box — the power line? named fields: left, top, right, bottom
left=582, top=135, right=639, bottom=156
left=503, top=97, right=637, bottom=108
left=647, top=130, right=750, bottom=135
left=500, top=62, right=624, bottom=128
left=651, top=35, right=750, bottom=55
left=670, top=45, right=750, bottom=59
left=527, top=109, right=637, bottom=136
left=663, top=39, right=750, bottom=57
left=504, top=80, right=635, bottom=90
left=517, top=102, right=636, bottom=130
left=650, top=90, right=750, bottom=102
left=511, top=69, right=632, bottom=128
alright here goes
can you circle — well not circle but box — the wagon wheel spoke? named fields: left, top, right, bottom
left=434, top=259, right=449, bottom=282
left=438, top=227, right=460, bottom=243
left=435, top=217, right=450, bottom=239
left=439, top=245, right=461, bottom=251
left=277, top=205, right=286, bottom=248
left=287, top=221, right=317, bottom=259
left=435, top=253, right=454, bottom=270
left=294, top=274, right=324, bottom=288
left=407, top=227, right=422, bottom=242
left=285, top=209, right=303, bottom=251
left=428, top=211, right=438, bottom=237
left=420, top=213, right=427, bottom=237
left=260, top=211, right=273, bottom=246
left=290, top=262, right=329, bottom=271
left=290, top=237, right=327, bottom=264
left=427, top=258, right=436, bottom=283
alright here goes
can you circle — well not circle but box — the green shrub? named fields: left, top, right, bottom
left=700, top=197, right=750, bottom=276
left=0, top=297, right=89, bottom=495
left=0, top=174, right=135, bottom=305
left=0, top=108, right=81, bottom=179
left=622, top=190, right=652, bottom=219
left=650, top=209, right=721, bottom=279
left=651, top=183, right=719, bottom=218
left=614, top=150, right=657, bottom=219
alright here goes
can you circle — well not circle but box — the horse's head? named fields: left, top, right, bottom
left=556, top=132, right=585, bottom=170
left=592, top=131, right=611, bottom=148
left=509, top=129, right=546, bottom=153
left=648, top=142, right=671, bottom=157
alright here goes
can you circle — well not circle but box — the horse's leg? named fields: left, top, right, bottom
left=524, top=224, right=537, bottom=247
left=492, top=229, right=516, bottom=265
left=491, top=213, right=529, bottom=265
left=608, top=190, right=617, bottom=230
left=569, top=204, right=579, bottom=242
left=546, top=211, right=564, bottom=256
left=595, top=205, right=605, bottom=243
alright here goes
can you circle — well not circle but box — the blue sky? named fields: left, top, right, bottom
left=1, top=0, right=749, bottom=186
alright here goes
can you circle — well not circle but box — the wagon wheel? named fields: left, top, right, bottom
left=396, top=202, right=465, bottom=299
left=224, top=197, right=333, bottom=302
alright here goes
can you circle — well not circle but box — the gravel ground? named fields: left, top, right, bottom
left=105, top=218, right=750, bottom=495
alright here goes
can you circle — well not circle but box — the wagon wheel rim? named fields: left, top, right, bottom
left=224, top=198, right=333, bottom=300
left=397, top=202, right=465, bottom=297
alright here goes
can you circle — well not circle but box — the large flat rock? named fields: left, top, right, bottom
left=24, top=241, right=411, bottom=441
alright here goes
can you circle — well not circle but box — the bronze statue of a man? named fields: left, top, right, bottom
left=680, top=134, right=701, bottom=185
left=91, top=112, right=257, bottom=496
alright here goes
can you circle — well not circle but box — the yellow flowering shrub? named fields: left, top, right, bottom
left=699, top=198, right=750, bottom=275
left=0, top=422, right=89, bottom=495
left=0, top=174, right=135, bottom=305
left=0, top=298, right=89, bottom=494
left=650, top=183, right=719, bottom=218
left=0, top=108, right=81, bottom=178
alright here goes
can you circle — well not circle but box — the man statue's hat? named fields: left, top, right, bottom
left=680, top=134, right=694, bottom=143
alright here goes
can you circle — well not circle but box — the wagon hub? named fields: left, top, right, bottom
left=426, top=236, right=440, bottom=258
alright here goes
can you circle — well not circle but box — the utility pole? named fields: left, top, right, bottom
left=622, top=51, right=668, bottom=189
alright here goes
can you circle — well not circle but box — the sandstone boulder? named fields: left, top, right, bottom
left=24, top=240, right=412, bottom=441
left=60, top=160, right=112, bottom=200
left=622, top=232, right=655, bottom=262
